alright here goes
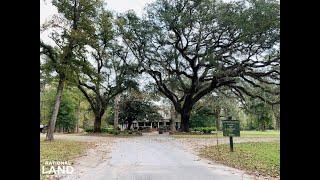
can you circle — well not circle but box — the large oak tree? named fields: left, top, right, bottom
left=75, top=8, right=138, bottom=132
left=118, top=0, right=280, bottom=132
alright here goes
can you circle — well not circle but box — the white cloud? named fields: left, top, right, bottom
left=40, top=0, right=154, bottom=25
left=105, top=0, right=155, bottom=16
left=40, top=0, right=58, bottom=25
left=40, top=0, right=155, bottom=44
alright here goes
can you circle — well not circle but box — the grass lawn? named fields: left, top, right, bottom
left=172, top=130, right=279, bottom=138
left=240, top=130, right=280, bottom=137
left=199, top=142, right=280, bottom=177
left=40, top=138, right=93, bottom=180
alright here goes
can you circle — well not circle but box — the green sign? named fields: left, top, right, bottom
left=222, top=120, right=240, bottom=137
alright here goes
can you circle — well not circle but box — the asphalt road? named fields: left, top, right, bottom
left=64, top=132, right=254, bottom=180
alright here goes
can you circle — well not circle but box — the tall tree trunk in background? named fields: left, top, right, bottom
left=46, top=78, right=65, bottom=141
left=224, top=108, right=229, bottom=119
left=261, top=121, right=266, bottom=131
left=127, top=117, right=133, bottom=130
left=214, top=107, right=221, bottom=131
left=170, top=119, right=176, bottom=132
left=259, top=116, right=266, bottom=131
left=276, top=114, right=280, bottom=130
left=127, top=122, right=132, bottom=130
left=114, top=94, right=121, bottom=132
left=170, top=106, right=176, bottom=131
left=40, top=100, right=42, bottom=124
left=274, top=106, right=280, bottom=130
left=77, top=100, right=80, bottom=133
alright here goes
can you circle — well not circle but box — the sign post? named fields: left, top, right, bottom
left=222, top=117, right=240, bottom=152
left=229, top=136, right=234, bottom=152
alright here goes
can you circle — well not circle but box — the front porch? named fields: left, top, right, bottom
left=118, top=119, right=181, bottom=131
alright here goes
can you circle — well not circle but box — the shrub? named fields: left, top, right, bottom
left=113, top=130, right=119, bottom=135
left=85, top=127, right=114, bottom=134
left=190, top=127, right=216, bottom=134
left=84, top=127, right=94, bottom=133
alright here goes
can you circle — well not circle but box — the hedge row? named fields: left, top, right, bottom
left=84, top=127, right=143, bottom=136
left=191, top=127, right=216, bottom=134
left=84, top=127, right=115, bottom=134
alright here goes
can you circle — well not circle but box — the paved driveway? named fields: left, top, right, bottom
left=63, top=132, right=254, bottom=180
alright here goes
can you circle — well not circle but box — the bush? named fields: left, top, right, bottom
left=113, top=130, right=119, bottom=135
left=102, top=127, right=114, bottom=134
left=190, top=127, right=216, bottom=134
left=84, top=127, right=143, bottom=136
left=84, top=127, right=94, bottom=133
left=84, top=127, right=114, bottom=134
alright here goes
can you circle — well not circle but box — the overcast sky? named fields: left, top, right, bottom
left=40, top=0, right=155, bottom=46
left=40, top=0, right=164, bottom=104
left=40, top=0, right=155, bottom=25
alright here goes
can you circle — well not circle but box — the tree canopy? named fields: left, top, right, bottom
left=118, top=0, right=280, bottom=131
left=40, top=0, right=105, bottom=140
left=74, top=5, right=138, bottom=132
left=41, top=0, right=280, bottom=134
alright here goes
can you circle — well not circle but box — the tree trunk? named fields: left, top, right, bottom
left=46, top=78, right=65, bottom=141
left=180, top=110, right=191, bottom=132
left=94, top=115, right=102, bottom=133
left=77, top=100, right=80, bottom=133
left=260, top=118, right=266, bottom=131
left=127, top=121, right=132, bottom=130
left=275, top=113, right=280, bottom=130
left=93, top=109, right=105, bottom=133
left=214, top=107, right=221, bottom=131
left=170, top=105, right=176, bottom=131
left=170, top=119, right=176, bottom=132
left=93, top=112, right=103, bottom=133
left=127, top=118, right=133, bottom=130
left=114, top=94, right=121, bottom=131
